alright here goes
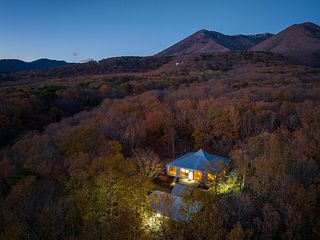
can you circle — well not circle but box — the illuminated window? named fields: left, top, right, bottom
left=180, top=168, right=189, bottom=178
left=168, top=166, right=176, bottom=175
left=207, top=173, right=216, bottom=181
left=193, top=171, right=202, bottom=181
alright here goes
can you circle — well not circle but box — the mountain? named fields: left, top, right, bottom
left=250, top=22, right=320, bottom=67
left=0, top=58, right=71, bottom=73
left=156, top=29, right=273, bottom=56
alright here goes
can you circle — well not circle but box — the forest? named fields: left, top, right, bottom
left=0, top=52, right=320, bottom=239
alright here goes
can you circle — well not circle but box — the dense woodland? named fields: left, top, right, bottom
left=0, top=52, right=320, bottom=239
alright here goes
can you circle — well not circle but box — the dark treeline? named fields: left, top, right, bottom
left=0, top=52, right=320, bottom=239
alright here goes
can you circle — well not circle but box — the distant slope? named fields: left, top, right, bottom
left=0, top=58, right=71, bottom=72
left=0, top=56, right=175, bottom=82
left=0, top=52, right=292, bottom=86
left=251, top=22, right=320, bottom=67
left=156, top=29, right=273, bottom=56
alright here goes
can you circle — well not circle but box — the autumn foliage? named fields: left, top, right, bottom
left=0, top=52, right=320, bottom=239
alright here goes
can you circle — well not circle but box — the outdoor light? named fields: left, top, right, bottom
left=156, top=213, right=161, bottom=218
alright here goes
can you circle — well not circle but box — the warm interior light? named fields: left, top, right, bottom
left=156, top=213, right=161, bottom=218
left=180, top=168, right=189, bottom=177
left=168, top=166, right=176, bottom=175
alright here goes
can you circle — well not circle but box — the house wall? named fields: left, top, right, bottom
left=167, top=165, right=204, bottom=182
left=166, top=165, right=219, bottom=184
left=166, top=165, right=181, bottom=177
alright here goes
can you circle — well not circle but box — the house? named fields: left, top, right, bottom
left=147, top=149, right=230, bottom=222
left=166, top=149, right=230, bottom=184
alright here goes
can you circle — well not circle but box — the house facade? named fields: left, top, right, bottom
left=166, top=149, right=230, bottom=183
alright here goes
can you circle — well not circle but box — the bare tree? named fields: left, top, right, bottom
left=133, top=149, right=163, bottom=180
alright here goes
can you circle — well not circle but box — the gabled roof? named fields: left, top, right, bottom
left=167, top=149, right=230, bottom=172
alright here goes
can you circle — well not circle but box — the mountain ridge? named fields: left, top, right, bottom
left=156, top=22, right=320, bottom=67
left=0, top=58, right=71, bottom=73
left=1, top=22, right=319, bottom=73
left=250, top=22, right=320, bottom=67
left=156, top=29, right=273, bottom=56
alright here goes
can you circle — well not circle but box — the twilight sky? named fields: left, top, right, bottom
left=0, top=0, right=319, bottom=62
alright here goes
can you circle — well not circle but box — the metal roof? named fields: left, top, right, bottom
left=166, top=149, right=230, bottom=172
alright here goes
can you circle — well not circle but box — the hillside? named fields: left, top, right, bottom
left=251, top=22, right=320, bottom=67
left=0, top=50, right=319, bottom=239
left=0, top=51, right=319, bottom=148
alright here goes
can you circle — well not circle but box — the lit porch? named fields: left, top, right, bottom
left=178, top=178, right=200, bottom=187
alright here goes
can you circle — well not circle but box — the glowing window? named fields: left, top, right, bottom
left=193, top=171, right=202, bottom=181
left=180, top=168, right=189, bottom=178
left=207, top=173, right=216, bottom=181
left=168, top=166, right=176, bottom=175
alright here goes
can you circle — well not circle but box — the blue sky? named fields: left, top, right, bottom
left=0, top=0, right=319, bottom=62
